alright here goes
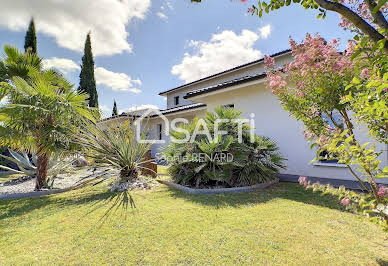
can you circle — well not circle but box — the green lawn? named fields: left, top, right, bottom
left=157, top=164, right=169, bottom=175
left=0, top=182, right=387, bottom=265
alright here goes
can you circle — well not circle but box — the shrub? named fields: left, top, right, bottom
left=75, top=120, right=152, bottom=191
left=163, top=107, right=286, bottom=188
left=298, top=176, right=388, bottom=227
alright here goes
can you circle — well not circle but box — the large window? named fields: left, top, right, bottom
left=174, top=96, right=179, bottom=105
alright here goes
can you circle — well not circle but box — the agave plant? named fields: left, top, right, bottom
left=0, top=149, right=73, bottom=187
left=74, top=120, right=152, bottom=188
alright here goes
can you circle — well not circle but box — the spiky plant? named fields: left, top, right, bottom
left=75, top=120, right=152, bottom=186
left=0, top=45, right=96, bottom=190
left=0, top=149, right=73, bottom=187
left=0, top=45, right=42, bottom=82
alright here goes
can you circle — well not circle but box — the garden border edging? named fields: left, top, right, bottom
left=157, top=178, right=279, bottom=194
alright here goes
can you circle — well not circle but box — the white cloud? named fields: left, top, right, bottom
left=259, top=24, right=272, bottom=39
left=99, top=105, right=111, bottom=118
left=0, top=0, right=151, bottom=56
left=94, top=67, right=142, bottom=93
left=156, top=12, right=168, bottom=20
left=166, top=1, right=174, bottom=10
left=42, top=57, right=80, bottom=74
left=119, top=104, right=159, bottom=114
left=172, top=30, right=262, bottom=83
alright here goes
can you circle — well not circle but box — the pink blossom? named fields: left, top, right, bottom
left=360, top=68, right=371, bottom=79
left=329, top=39, right=339, bottom=46
left=264, top=55, right=275, bottom=69
left=378, top=185, right=388, bottom=197
left=298, top=176, right=309, bottom=187
left=341, top=198, right=351, bottom=206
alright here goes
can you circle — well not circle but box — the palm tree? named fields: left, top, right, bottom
left=0, top=46, right=97, bottom=190
left=0, top=45, right=42, bottom=82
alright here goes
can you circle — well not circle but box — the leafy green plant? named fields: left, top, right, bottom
left=265, top=34, right=387, bottom=208
left=298, top=176, right=388, bottom=227
left=74, top=120, right=152, bottom=190
left=0, top=45, right=96, bottom=190
left=164, top=107, right=286, bottom=188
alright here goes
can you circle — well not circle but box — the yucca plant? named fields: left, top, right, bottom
left=74, top=120, right=152, bottom=188
left=0, top=149, right=73, bottom=187
left=0, top=45, right=97, bottom=190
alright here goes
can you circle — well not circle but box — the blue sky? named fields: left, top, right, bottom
left=0, top=0, right=353, bottom=116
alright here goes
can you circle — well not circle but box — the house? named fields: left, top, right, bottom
left=102, top=49, right=388, bottom=184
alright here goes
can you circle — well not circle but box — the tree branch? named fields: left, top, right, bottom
left=363, top=0, right=388, bottom=33
left=314, top=0, right=388, bottom=53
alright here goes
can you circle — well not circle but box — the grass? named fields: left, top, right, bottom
left=157, top=164, right=169, bottom=175
left=0, top=182, right=387, bottom=265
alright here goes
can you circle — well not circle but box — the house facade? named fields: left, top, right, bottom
left=104, top=49, right=388, bottom=183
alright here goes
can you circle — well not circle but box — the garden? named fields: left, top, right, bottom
left=1, top=0, right=388, bottom=264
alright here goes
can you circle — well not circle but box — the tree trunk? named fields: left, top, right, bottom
left=35, top=153, right=49, bottom=190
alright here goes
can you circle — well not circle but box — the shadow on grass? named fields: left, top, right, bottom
left=163, top=182, right=346, bottom=212
left=76, top=189, right=136, bottom=228
left=0, top=186, right=136, bottom=223
left=376, top=259, right=388, bottom=266
left=0, top=182, right=346, bottom=223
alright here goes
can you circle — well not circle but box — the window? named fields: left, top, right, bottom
left=319, top=112, right=344, bottom=163
left=223, top=104, right=234, bottom=109
left=157, top=124, right=162, bottom=140
left=174, top=96, right=179, bottom=105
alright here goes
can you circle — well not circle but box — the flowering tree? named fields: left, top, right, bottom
left=265, top=34, right=387, bottom=216
left=248, top=0, right=387, bottom=53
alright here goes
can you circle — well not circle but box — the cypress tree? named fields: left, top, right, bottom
left=79, top=33, right=99, bottom=108
left=112, top=100, right=118, bottom=116
left=24, top=18, right=37, bottom=53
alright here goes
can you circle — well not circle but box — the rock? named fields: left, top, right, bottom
left=74, top=156, right=89, bottom=167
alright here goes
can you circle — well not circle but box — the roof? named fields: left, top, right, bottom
left=159, top=49, right=291, bottom=96
left=153, top=103, right=206, bottom=116
left=99, top=103, right=206, bottom=122
left=184, top=72, right=266, bottom=99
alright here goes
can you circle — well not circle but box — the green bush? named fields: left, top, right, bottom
left=163, top=107, right=286, bottom=188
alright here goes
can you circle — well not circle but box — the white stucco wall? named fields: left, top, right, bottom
left=163, top=53, right=293, bottom=109
left=191, top=81, right=388, bottom=183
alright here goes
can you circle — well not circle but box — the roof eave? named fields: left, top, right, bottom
left=159, top=49, right=291, bottom=96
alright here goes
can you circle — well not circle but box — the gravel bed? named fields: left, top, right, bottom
left=0, top=167, right=99, bottom=196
